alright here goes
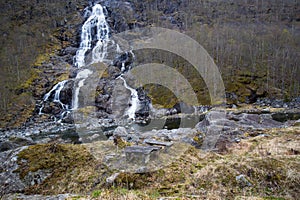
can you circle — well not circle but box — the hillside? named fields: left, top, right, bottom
left=0, top=1, right=300, bottom=199
left=0, top=0, right=299, bottom=128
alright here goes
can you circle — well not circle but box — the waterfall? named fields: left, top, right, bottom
left=43, top=80, right=68, bottom=104
left=39, top=80, right=70, bottom=118
left=74, top=4, right=110, bottom=68
left=72, top=3, right=140, bottom=119
left=71, top=3, right=111, bottom=110
left=72, top=69, right=93, bottom=109
left=40, top=3, right=139, bottom=121
left=118, top=76, right=139, bottom=120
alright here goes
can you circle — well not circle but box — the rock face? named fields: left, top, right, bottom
left=0, top=147, right=27, bottom=196
left=1, top=0, right=300, bottom=129
left=0, top=137, right=35, bottom=153
left=135, top=87, right=151, bottom=120
left=2, top=194, right=76, bottom=200
left=195, top=109, right=285, bottom=150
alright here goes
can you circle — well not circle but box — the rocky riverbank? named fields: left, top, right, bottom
left=0, top=105, right=299, bottom=199
left=0, top=0, right=299, bottom=199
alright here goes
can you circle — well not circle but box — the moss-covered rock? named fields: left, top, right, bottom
left=4, top=126, right=297, bottom=199
left=16, top=143, right=105, bottom=194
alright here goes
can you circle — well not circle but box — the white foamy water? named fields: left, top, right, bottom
left=43, top=80, right=68, bottom=102
left=74, top=4, right=109, bottom=68
left=39, top=80, right=70, bottom=118
left=73, top=3, right=139, bottom=118
left=40, top=3, right=139, bottom=120
left=72, top=69, right=93, bottom=109
left=118, top=76, right=139, bottom=120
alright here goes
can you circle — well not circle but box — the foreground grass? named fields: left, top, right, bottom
left=16, top=126, right=300, bottom=199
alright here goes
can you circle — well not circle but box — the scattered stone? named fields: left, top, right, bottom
left=106, top=172, right=120, bottom=184
left=24, top=169, right=52, bottom=186
left=0, top=147, right=28, bottom=196
left=236, top=174, right=252, bottom=187
left=125, top=146, right=161, bottom=164
left=234, top=138, right=241, bottom=143
left=113, top=126, right=128, bottom=137
left=144, top=139, right=173, bottom=147
left=2, top=193, right=77, bottom=200
left=195, top=109, right=284, bottom=150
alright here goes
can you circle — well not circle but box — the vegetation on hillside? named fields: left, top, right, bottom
left=0, top=0, right=87, bottom=127
left=15, top=125, right=300, bottom=199
left=0, top=0, right=299, bottom=127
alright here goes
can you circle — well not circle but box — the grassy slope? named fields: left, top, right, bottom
left=16, top=125, right=300, bottom=199
left=0, top=0, right=299, bottom=128
left=0, top=0, right=87, bottom=128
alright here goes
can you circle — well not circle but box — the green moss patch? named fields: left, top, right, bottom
left=17, top=143, right=106, bottom=194
left=14, top=127, right=300, bottom=199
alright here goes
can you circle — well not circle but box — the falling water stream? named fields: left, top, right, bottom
left=117, top=76, right=139, bottom=119
left=40, top=3, right=139, bottom=120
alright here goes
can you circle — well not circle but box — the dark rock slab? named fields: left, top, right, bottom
left=195, top=109, right=285, bottom=151
left=124, top=145, right=161, bottom=165
left=0, top=147, right=27, bottom=196
left=125, top=146, right=161, bottom=154
left=2, top=193, right=76, bottom=200
left=144, top=139, right=173, bottom=147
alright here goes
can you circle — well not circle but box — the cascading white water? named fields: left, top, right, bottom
left=43, top=80, right=67, bottom=102
left=42, top=80, right=69, bottom=109
left=74, top=4, right=110, bottom=68
left=72, top=3, right=111, bottom=110
left=39, top=80, right=70, bottom=118
left=73, top=3, right=140, bottom=119
left=72, top=69, right=93, bottom=109
left=40, top=3, right=140, bottom=120
left=118, top=76, right=139, bottom=119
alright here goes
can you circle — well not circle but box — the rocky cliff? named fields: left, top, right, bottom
left=0, top=0, right=299, bottom=128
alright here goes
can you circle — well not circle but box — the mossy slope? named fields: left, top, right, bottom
left=16, top=127, right=300, bottom=199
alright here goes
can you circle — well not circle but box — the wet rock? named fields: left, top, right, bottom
left=61, top=46, right=78, bottom=56
left=0, top=147, right=28, bottom=196
left=104, top=1, right=133, bottom=32
left=236, top=174, right=252, bottom=187
left=293, top=119, right=300, bottom=127
left=135, top=87, right=151, bottom=119
left=144, top=139, right=173, bottom=147
left=61, top=112, right=74, bottom=124
left=59, top=80, right=74, bottom=106
left=42, top=102, right=62, bottom=116
left=0, top=141, right=17, bottom=152
left=113, top=52, right=134, bottom=72
left=9, top=136, right=35, bottom=147
left=173, top=102, right=195, bottom=114
left=195, top=110, right=284, bottom=150
left=113, top=126, right=128, bottom=137
left=0, top=137, right=35, bottom=152
left=109, top=78, right=132, bottom=118
left=125, top=146, right=161, bottom=165
left=271, top=112, right=300, bottom=122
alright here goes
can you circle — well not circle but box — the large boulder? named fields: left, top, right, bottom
left=0, top=147, right=27, bottom=196
left=195, top=109, right=284, bottom=151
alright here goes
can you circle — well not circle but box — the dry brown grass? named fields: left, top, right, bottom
left=16, top=126, right=300, bottom=199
